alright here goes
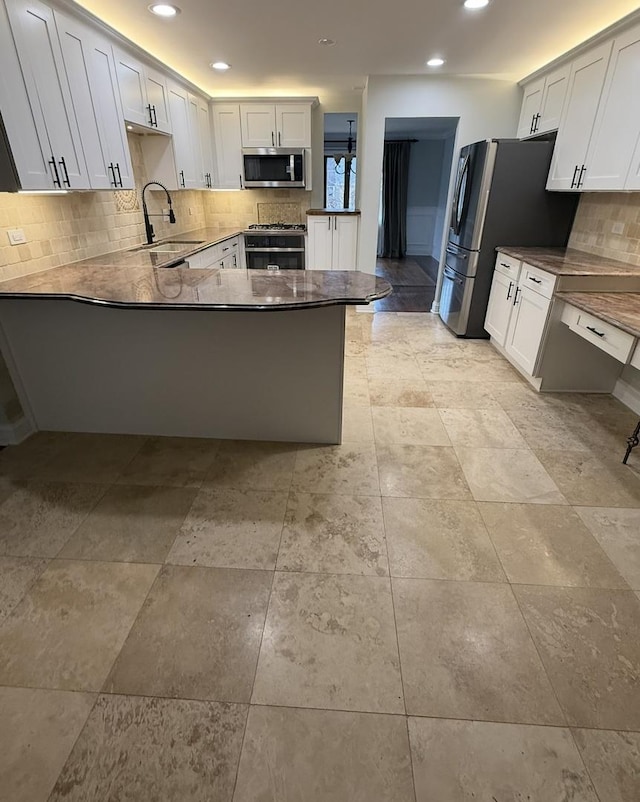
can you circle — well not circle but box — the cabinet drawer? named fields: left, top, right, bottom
left=561, top=303, right=635, bottom=363
left=495, top=253, right=521, bottom=280
left=521, top=263, right=556, bottom=299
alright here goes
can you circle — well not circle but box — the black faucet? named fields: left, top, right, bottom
left=142, top=181, right=176, bottom=244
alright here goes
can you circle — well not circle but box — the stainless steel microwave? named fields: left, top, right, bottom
left=242, top=148, right=305, bottom=188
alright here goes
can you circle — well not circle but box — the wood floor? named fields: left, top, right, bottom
left=373, top=255, right=438, bottom=312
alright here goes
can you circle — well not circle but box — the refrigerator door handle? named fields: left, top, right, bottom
left=446, top=245, right=467, bottom=258
left=443, top=266, right=464, bottom=285
left=450, top=153, right=470, bottom=235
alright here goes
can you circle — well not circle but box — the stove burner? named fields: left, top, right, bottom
left=248, top=223, right=306, bottom=231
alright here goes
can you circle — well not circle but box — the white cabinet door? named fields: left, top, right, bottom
left=517, top=77, right=544, bottom=139
left=546, top=42, right=612, bottom=190
left=332, top=216, right=358, bottom=270
left=484, top=270, right=515, bottom=346
left=538, top=63, right=570, bottom=133
left=146, top=65, right=171, bottom=133
left=505, top=285, right=551, bottom=375
left=6, top=0, right=90, bottom=189
left=306, top=216, right=334, bottom=270
left=167, top=81, right=197, bottom=189
left=240, top=103, right=277, bottom=147
left=212, top=103, right=243, bottom=189
left=276, top=103, right=311, bottom=148
left=0, top=0, right=51, bottom=189
left=583, top=23, right=640, bottom=190
left=198, top=98, right=214, bottom=188
left=625, top=133, right=640, bottom=190
left=114, top=49, right=151, bottom=128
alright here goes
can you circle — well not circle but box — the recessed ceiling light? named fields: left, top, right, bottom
left=210, top=61, right=231, bottom=71
left=463, top=0, right=490, bottom=8
left=318, top=38, right=336, bottom=46
left=148, top=4, right=180, bottom=17
left=427, top=57, right=445, bottom=67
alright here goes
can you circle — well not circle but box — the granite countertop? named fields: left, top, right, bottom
left=556, top=291, right=640, bottom=339
left=496, top=246, right=640, bottom=277
left=306, top=209, right=361, bottom=216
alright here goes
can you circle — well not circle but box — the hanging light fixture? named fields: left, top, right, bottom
left=331, top=120, right=357, bottom=175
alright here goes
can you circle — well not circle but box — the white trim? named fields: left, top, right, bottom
left=613, top=378, right=640, bottom=415
left=0, top=415, right=35, bottom=446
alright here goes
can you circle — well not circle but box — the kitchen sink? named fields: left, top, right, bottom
left=131, top=240, right=205, bottom=253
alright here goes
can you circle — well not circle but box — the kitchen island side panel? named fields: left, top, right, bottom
left=0, top=300, right=345, bottom=444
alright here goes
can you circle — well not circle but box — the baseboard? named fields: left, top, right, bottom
left=431, top=301, right=440, bottom=313
left=0, top=414, right=35, bottom=446
left=613, top=378, right=640, bottom=415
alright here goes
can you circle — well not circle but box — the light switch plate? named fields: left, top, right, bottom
left=7, top=228, right=26, bottom=245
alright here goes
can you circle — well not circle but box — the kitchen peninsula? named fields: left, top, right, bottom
left=0, top=234, right=390, bottom=445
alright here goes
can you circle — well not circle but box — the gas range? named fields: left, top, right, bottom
left=246, top=223, right=306, bottom=233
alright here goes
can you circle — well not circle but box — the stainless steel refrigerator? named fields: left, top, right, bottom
left=439, top=139, right=578, bottom=337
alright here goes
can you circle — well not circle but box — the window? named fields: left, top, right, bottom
left=325, top=156, right=356, bottom=210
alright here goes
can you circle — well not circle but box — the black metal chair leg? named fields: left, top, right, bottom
left=623, top=419, right=640, bottom=465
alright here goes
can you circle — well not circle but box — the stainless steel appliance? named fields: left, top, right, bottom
left=242, top=148, right=305, bottom=188
left=440, top=139, right=578, bottom=337
left=244, top=224, right=306, bottom=270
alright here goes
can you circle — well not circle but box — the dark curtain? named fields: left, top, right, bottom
left=380, top=141, right=411, bottom=258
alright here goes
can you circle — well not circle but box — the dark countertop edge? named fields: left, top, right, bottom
left=306, top=209, right=361, bottom=216
left=0, top=285, right=392, bottom=312
left=555, top=292, right=640, bottom=339
left=495, top=246, right=637, bottom=276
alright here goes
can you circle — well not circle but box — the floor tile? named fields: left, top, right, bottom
left=439, top=408, right=528, bottom=448
left=479, top=502, right=628, bottom=587
left=342, top=404, right=374, bottom=442
left=104, top=565, right=271, bottom=702
left=366, top=355, right=423, bottom=381
left=372, top=407, right=451, bottom=446
left=252, top=572, right=404, bottom=713
left=535, top=450, right=640, bottom=507
left=418, top=355, right=521, bottom=382
left=0, top=481, right=105, bottom=558
left=427, top=381, right=500, bottom=409
left=377, top=444, right=471, bottom=499
left=368, top=377, right=434, bottom=407
left=572, top=728, right=640, bottom=802
left=167, top=487, right=287, bottom=570
left=342, top=375, right=370, bottom=405
left=33, top=433, right=145, bottom=483
left=233, top=705, right=415, bottom=802
left=0, top=556, right=49, bottom=620
left=576, top=507, right=640, bottom=589
left=0, top=432, right=71, bottom=479
left=277, top=493, right=388, bottom=576
left=205, top=440, right=297, bottom=491
left=48, top=695, right=246, bottom=802
left=456, top=447, right=566, bottom=504
left=59, top=485, right=197, bottom=563
left=0, top=687, right=95, bottom=802
left=0, top=475, right=19, bottom=504
left=293, top=443, right=380, bottom=496
left=383, top=498, right=505, bottom=581
left=489, top=381, right=559, bottom=411
left=409, top=717, right=597, bottom=802
left=117, top=436, right=220, bottom=487
left=344, top=356, right=367, bottom=379
left=393, top=578, right=564, bottom=723
left=505, top=405, right=590, bottom=451
left=362, top=340, right=415, bottom=359
left=514, top=585, right=640, bottom=729
left=0, top=560, right=159, bottom=691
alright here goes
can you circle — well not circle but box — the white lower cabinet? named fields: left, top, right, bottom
left=504, top=285, right=552, bottom=375
left=484, top=269, right=517, bottom=344
left=185, top=237, right=240, bottom=269
left=306, top=215, right=358, bottom=270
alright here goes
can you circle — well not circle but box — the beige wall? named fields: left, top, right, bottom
left=568, top=192, right=640, bottom=266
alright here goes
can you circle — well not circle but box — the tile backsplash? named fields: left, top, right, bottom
left=568, top=192, right=640, bottom=266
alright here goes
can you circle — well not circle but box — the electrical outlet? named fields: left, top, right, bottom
left=7, top=228, right=26, bottom=245
left=611, top=221, right=625, bottom=235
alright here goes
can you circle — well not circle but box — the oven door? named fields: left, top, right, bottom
left=242, top=149, right=305, bottom=188
left=245, top=249, right=305, bottom=270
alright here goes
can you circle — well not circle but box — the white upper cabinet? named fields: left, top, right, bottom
left=198, top=99, right=214, bottom=188
left=518, top=65, right=569, bottom=139
left=581, top=23, right=640, bottom=190
left=212, top=103, right=243, bottom=189
left=546, top=41, right=613, bottom=190
left=5, top=0, right=90, bottom=189
left=54, top=11, right=133, bottom=190
left=114, top=49, right=171, bottom=134
left=167, top=80, right=197, bottom=189
left=517, top=77, right=545, bottom=138
left=240, top=102, right=311, bottom=148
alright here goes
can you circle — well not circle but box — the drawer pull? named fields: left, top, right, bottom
left=528, top=276, right=542, bottom=284
left=586, top=325, right=605, bottom=338
left=500, top=262, right=511, bottom=269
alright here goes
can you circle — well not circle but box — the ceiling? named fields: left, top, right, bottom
left=73, top=0, right=640, bottom=99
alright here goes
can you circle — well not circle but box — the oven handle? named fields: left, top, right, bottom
left=244, top=247, right=306, bottom=253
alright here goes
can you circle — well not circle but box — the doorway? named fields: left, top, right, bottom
left=375, top=117, right=457, bottom=311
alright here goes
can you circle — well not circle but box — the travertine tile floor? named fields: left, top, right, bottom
left=1, top=309, right=640, bottom=801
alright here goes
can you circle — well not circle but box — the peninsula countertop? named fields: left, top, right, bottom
left=555, top=291, right=640, bottom=339
left=496, top=246, right=640, bottom=277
